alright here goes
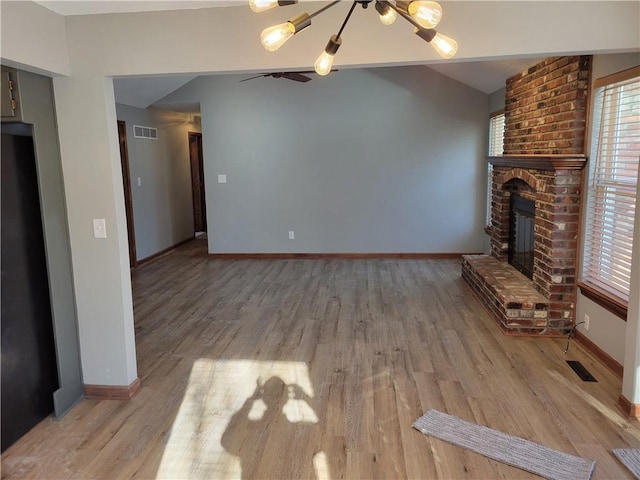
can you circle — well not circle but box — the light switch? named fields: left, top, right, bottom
left=93, top=218, right=107, bottom=238
left=218, top=174, right=227, bottom=184
left=137, top=177, right=142, bottom=187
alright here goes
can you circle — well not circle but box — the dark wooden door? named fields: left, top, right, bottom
left=118, top=121, right=137, bottom=268
left=1, top=133, right=59, bottom=452
left=189, top=132, right=207, bottom=233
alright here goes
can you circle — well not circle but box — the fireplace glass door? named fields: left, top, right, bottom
left=509, top=194, right=535, bottom=279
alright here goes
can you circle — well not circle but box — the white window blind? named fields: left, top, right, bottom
left=582, top=73, right=640, bottom=302
left=489, top=113, right=505, bottom=157
left=487, top=113, right=505, bottom=225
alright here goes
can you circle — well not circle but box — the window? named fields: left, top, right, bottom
left=581, top=68, right=639, bottom=312
left=489, top=112, right=506, bottom=157
left=487, top=112, right=505, bottom=226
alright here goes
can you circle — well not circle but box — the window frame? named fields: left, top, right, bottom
left=487, top=110, right=505, bottom=227
left=578, top=66, right=640, bottom=320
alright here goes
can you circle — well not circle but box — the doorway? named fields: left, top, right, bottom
left=189, top=132, right=207, bottom=234
left=117, top=120, right=137, bottom=268
left=1, top=130, right=59, bottom=452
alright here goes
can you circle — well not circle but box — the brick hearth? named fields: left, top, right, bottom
left=462, top=255, right=549, bottom=335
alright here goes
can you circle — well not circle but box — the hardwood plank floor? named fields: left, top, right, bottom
left=2, top=238, right=639, bottom=479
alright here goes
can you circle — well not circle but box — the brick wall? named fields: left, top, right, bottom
left=504, top=56, right=591, bottom=155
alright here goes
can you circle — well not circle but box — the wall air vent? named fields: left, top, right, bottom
left=133, top=125, right=157, bottom=140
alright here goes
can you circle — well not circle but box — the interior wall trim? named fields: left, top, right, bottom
left=208, top=252, right=482, bottom=260
left=618, top=394, right=640, bottom=418
left=136, top=237, right=195, bottom=267
left=574, top=331, right=623, bottom=377
left=84, top=378, right=141, bottom=400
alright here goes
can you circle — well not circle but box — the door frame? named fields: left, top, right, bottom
left=188, top=131, right=206, bottom=234
left=117, top=120, right=137, bottom=268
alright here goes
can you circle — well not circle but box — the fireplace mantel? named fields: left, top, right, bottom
left=488, top=155, right=587, bottom=171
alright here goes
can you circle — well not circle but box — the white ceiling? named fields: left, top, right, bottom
left=429, top=57, right=543, bottom=94
left=113, top=75, right=197, bottom=108
left=36, top=0, right=543, bottom=105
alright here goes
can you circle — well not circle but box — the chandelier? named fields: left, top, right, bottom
left=250, top=1, right=458, bottom=76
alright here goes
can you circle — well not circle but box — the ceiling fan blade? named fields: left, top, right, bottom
left=283, top=72, right=312, bottom=83
left=239, top=74, right=270, bottom=82
left=239, top=70, right=339, bottom=84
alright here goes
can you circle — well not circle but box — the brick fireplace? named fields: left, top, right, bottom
left=462, top=56, right=591, bottom=336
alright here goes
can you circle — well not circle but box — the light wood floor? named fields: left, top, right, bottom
left=2, top=239, right=639, bottom=479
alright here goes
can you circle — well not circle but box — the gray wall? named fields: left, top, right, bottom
left=115, top=104, right=199, bottom=261
left=4, top=69, right=83, bottom=416
left=489, top=87, right=506, bottom=114
left=160, top=66, right=489, bottom=254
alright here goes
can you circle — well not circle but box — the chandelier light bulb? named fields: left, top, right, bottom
left=375, top=1, right=397, bottom=25
left=430, top=31, right=458, bottom=58
left=314, top=35, right=341, bottom=76
left=314, top=51, right=335, bottom=76
left=408, top=1, right=443, bottom=29
left=379, top=8, right=397, bottom=25
left=260, top=22, right=295, bottom=51
left=249, top=0, right=279, bottom=13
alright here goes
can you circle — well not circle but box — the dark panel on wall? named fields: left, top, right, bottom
left=1, top=133, right=59, bottom=452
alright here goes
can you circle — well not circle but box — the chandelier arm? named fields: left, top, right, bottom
left=336, top=1, right=359, bottom=39
left=308, top=1, right=341, bottom=20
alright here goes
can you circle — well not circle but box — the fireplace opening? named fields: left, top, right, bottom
left=509, top=194, right=535, bottom=279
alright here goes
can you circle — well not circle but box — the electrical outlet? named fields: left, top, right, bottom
left=289, top=230, right=295, bottom=240
left=584, top=314, right=590, bottom=331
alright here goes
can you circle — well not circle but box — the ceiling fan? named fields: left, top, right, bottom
left=240, top=70, right=336, bottom=83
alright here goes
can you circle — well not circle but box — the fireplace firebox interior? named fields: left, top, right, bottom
left=509, top=194, right=535, bottom=279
